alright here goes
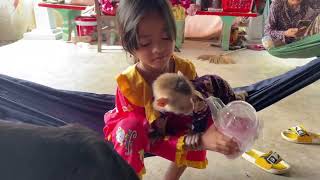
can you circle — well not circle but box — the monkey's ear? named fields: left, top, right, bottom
left=156, top=98, right=169, bottom=107
left=177, top=71, right=184, bottom=76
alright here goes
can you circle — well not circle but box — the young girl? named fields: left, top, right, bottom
left=103, top=0, right=239, bottom=179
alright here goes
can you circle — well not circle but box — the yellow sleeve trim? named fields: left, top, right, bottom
left=116, top=65, right=160, bottom=124
left=116, top=65, right=145, bottom=107
left=175, top=135, right=187, bottom=167
left=174, top=135, right=208, bottom=169
left=145, top=102, right=160, bottom=124
left=137, top=167, right=146, bottom=179
left=185, top=159, right=208, bottom=169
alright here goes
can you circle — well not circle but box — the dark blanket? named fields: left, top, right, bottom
left=0, top=74, right=114, bottom=134
left=0, top=58, right=319, bottom=135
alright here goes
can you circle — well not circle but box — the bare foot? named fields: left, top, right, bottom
left=235, top=91, right=248, bottom=101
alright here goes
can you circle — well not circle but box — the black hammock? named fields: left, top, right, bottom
left=0, top=58, right=319, bottom=136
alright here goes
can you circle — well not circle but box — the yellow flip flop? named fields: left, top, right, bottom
left=281, top=125, right=320, bottom=144
left=242, top=149, right=290, bottom=174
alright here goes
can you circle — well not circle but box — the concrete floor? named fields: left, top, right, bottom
left=0, top=40, right=319, bottom=180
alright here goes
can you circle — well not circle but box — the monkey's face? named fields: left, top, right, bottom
left=165, top=93, right=194, bottom=115
left=152, top=73, right=195, bottom=115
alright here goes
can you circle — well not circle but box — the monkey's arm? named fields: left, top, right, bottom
left=192, top=92, right=208, bottom=113
left=152, top=116, right=167, bottom=135
left=192, top=75, right=243, bottom=104
left=149, top=116, right=168, bottom=143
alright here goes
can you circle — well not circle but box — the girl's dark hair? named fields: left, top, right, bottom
left=116, top=0, right=176, bottom=55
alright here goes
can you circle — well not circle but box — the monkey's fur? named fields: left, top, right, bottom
left=152, top=73, right=206, bottom=150
left=152, top=73, right=197, bottom=115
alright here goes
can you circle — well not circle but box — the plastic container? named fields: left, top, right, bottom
left=222, top=0, right=254, bottom=13
left=75, top=16, right=97, bottom=41
left=206, top=97, right=262, bottom=159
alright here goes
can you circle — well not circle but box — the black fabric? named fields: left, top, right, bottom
left=0, top=58, right=319, bottom=135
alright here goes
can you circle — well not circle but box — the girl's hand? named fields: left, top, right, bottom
left=201, top=124, right=240, bottom=155
left=284, top=28, right=299, bottom=38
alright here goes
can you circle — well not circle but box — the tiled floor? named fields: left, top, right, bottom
left=0, top=39, right=319, bottom=180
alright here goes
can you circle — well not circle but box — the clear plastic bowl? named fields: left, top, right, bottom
left=206, top=97, right=262, bottom=159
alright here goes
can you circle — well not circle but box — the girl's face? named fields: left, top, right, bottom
left=134, top=12, right=175, bottom=73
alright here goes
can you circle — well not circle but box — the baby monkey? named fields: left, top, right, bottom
left=152, top=73, right=209, bottom=150
left=152, top=73, right=208, bottom=115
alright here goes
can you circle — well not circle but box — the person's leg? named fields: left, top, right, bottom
left=261, top=36, right=275, bottom=49
left=261, top=36, right=285, bottom=49
left=164, top=163, right=187, bottom=180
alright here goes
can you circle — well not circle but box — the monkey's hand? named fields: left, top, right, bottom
left=184, top=133, right=202, bottom=151
left=149, top=117, right=168, bottom=144
left=149, top=129, right=164, bottom=144
left=153, top=116, right=167, bottom=135
left=193, top=98, right=208, bottom=114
